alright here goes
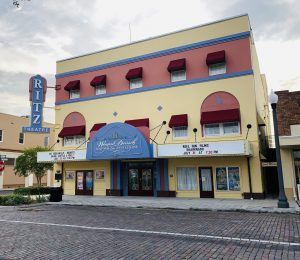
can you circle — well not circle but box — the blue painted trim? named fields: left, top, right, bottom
left=110, top=161, right=114, bottom=190
left=56, top=70, right=253, bottom=106
left=164, top=159, right=169, bottom=191
left=123, top=165, right=128, bottom=197
left=117, top=161, right=121, bottom=190
left=155, top=160, right=160, bottom=195
left=56, top=31, right=250, bottom=79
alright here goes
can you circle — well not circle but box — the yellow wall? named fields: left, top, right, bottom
left=54, top=75, right=264, bottom=196
left=169, top=157, right=248, bottom=199
left=250, top=43, right=270, bottom=134
left=281, top=148, right=297, bottom=199
left=57, top=15, right=251, bottom=74
left=60, top=161, right=110, bottom=196
left=55, top=76, right=259, bottom=147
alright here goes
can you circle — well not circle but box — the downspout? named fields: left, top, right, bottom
left=246, top=124, right=253, bottom=200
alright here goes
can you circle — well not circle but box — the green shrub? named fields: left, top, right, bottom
left=35, top=196, right=49, bottom=203
left=0, top=194, right=32, bottom=206
left=14, top=187, right=51, bottom=195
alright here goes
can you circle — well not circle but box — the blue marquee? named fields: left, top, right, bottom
left=86, top=122, right=153, bottom=160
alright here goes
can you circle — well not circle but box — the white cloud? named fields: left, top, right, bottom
left=0, top=0, right=299, bottom=124
left=256, top=39, right=300, bottom=91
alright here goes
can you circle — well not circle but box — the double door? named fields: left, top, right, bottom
left=128, top=168, right=153, bottom=196
left=199, top=167, right=214, bottom=198
left=76, top=171, right=93, bottom=195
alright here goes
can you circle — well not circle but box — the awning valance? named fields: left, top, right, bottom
left=125, top=118, right=149, bottom=128
left=90, top=123, right=106, bottom=132
left=58, top=125, right=85, bottom=138
left=201, top=109, right=240, bottom=124
left=206, top=50, right=226, bottom=66
left=64, top=80, right=80, bottom=91
left=167, top=58, right=186, bottom=72
left=90, top=75, right=106, bottom=87
left=126, top=67, right=143, bottom=80
left=169, top=114, right=188, bottom=128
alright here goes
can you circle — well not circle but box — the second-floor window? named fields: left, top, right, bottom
left=173, top=126, right=188, bottom=139
left=95, top=84, right=106, bottom=95
left=44, top=136, right=49, bottom=147
left=0, top=129, right=3, bottom=142
left=209, top=62, right=226, bottom=76
left=171, top=70, right=186, bottom=82
left=204, top=122, right=240, bottom=137
left=130, top=78, right=142, bottom=89
left=70, top=89, right=80, bottom=99
left=64, top=135, right=85, bottom=147
left=19, top=133, right=25, bottom=144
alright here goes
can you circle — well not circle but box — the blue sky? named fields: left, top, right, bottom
left=0, top=0, right=299, bottom=123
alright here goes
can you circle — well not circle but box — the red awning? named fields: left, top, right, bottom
left=168, top=114, right=188, bottom=128
left=200, top=109, right=240, bottom=124
left=58, top=125, right=85, bottom=138
left=90, top=123, right=106, bottom=132
left=90, top=75, right=106, bottom=87
left=206, top=50, right=226, bottom=65
left=126, top=67, right=143, bottom=80
left=167, top=58, right=186, bottom=72
left=64, top=80, right=80, bottom=91
left=125, top=118, right=149, bottom=128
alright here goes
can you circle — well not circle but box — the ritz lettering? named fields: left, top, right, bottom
left=32, top=78, right=43, bottom=126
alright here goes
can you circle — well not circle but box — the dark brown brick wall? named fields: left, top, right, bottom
left=276, top=90, right=300, bottom=136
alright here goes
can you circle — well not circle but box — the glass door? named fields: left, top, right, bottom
left=199, top=167, right=214, bottom=198
left=76, top=171, right=94, bottom=195
left=128, top=168, right=153, bottom=196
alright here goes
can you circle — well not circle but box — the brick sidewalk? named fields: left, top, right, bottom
left=49, top=195, right=300, bottom=214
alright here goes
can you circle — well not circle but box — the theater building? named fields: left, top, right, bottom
left=38, top=14, right=271, bottom=199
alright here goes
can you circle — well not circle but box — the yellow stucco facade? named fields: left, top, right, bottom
left=40, top=14, right=271, bottom=199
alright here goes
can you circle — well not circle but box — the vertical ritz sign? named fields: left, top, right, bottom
left=22, top=75, right=50, bottom=133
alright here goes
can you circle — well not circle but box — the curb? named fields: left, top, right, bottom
left=43, top=202, right=300, bottom=215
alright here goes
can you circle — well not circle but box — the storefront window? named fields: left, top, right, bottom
left=216, top=167, right=228, bottom=190
left=216, top=167, right=240, bottom=191
left=228, top=167, right=240, bottom=191
left=177, top=167, right=197, bottom=190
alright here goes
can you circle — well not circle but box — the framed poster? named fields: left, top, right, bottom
left=216, top=167, right=228, bottom=191
left=95, top=170, right=105, bottom=180
left=228, top=167, right=240, bottom=191
left=77, top=172, right=84, bottom=190
left=65, top=171, right=75, bottom=180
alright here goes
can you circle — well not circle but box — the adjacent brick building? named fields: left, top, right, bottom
left=276, top=90, right=300, bottom=136
left=276, top=90, right=300, bottom=199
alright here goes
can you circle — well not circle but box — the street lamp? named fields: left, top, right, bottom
left=269, top=90, right=289, bottom=208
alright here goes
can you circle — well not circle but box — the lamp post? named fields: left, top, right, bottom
left=269, top=90, right=289, bottom=208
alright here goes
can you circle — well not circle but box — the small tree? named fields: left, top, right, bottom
left=14, top=146, right=53, bottom=187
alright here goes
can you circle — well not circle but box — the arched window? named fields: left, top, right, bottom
left=58, top=112, right=86, bottom=147
left=200, top=92, right=240, bottom=137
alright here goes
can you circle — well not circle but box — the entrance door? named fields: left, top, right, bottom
left=128, top=168, right=153, bottom=196
left=199, top=167, right=214, bottom=198
left=76, top=171, right=93, bottom=195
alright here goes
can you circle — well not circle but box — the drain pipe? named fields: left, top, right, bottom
left=247, top=156, right=253, bottom=200
left=246, top=124, right=253, bottom=200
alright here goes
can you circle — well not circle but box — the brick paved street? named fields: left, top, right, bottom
left=0, top=205, right=299, bottom=259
